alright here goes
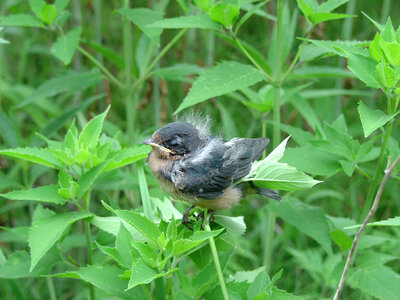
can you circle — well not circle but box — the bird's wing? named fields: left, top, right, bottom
left=171, top=138, right=269, bottom=199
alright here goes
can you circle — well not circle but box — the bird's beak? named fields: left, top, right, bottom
left=141, top=139, right=172, bottom=153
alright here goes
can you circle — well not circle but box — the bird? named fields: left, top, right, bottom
left=142, top=116, right=280, bottom=227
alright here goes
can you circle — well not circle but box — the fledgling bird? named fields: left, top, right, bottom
left=142, top=117, right=280, bottom=226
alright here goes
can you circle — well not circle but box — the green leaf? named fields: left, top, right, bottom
left=348, top=265, right=400, bottom=300
left=40, top=4, right=57, bottom=24
left=369, top=33, right=382, bottom=61
left=309, top=12, right=354, bottom=24
left=345, top=216, right=400, bottom=229
left=76, top=265, right=146, bottom=299
left=376, top=63, right=396, bottom=88
left=54, top=0, right=70, bottom=12
left=0, top=147, right=60, bottom=168
left=78, top=106, right=110, bottom=149
left=114, top=210, right=160, bottom=245
left=270, top=287, right=304, bottom=299
left=214, top=215, right=246, bottom=236
left=17, top=69, right=102, bottom=108
left=78, top=160, right=110, bottom=197
left=175, top=61, right=264, bottom=114
left=247, top=271, right=269, bottom=299
left=267, top=199, right=332, bottom=254
left=0, top=185, right=66, bottom=205
left=244, top=137, right=321, bottom=191
left=347, top=53, right=380, bottom=88
left=318, top=0, right=349, bottom=13
left=115, top=224, right=133, bottom=269
left=0, top=14, right=44, bottom=28
left=357, top=101, right=398, bottom=137
left=380, top=42, right=400, bottom=67
left=29, top=211, right=92, bottom=270
left=209, top=2, right=240, bottom=27
left=330, top=229, right=352, bottom=251
left=103, top=145, right=150, bottom=172
left=116, top=8, right=163, bottom=46
left=148, top=15, right=220, bottom=30
left=0, top=105, right=18, bottom=147
left=50, top=27, right=82, bottom=65
left=153, top=63, right=204, bottom=82
left=29, top=0, right=45, bottom=19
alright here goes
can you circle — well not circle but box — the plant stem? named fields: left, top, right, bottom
left=362, top=94, right=394, bottom=218
left=334, top=153, right=400, bottom=300
left=122, top=0, right=135, bottom=142
left=83, top=191, right=95, bottom=300
left=77, top=46, right=125, bottom=90
left=46, top=278, right=57, bottom=300
left=166, top=276, right=172, bottom=300
left=136, top=160, right=153, bottom=221
left=204, top=221, right=229, bottom=300
left=264, top=0, right=284, bottom=273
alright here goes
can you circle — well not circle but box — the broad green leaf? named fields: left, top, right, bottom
left=304, top=39, right=368, bottom=58
left=175, top=61, right=264, bottom=114
left=0, top=185, right=65, bottom=205
left=267, top=199, right=332, bottom=254
left=247, top=271, right=269, bottom=299
left=103, top=145, right=150, bottom=172
left=116, top=8, right=163, bottom=46
left=270, top=287, right=304, bottom=299
left=148, top=15, right=220, bottom=30
left=345, top=216, right=400, bottom=229
left=282, top=144, right=341, bottom=176
left=380, top=42, right=400, bottom=66
left=0, top=147, right=60, bottom=168
left=357, top=101, right=398, bottom=137
left=0, top=14, right=44, bottom=28
left=209, top=2, right=240, bottom=27
left=50, top=27, right=82, bottom=65
left=347, top=53, right=379, bottom=88
left=78, top=106, right=110, bottom=149
left=54, top=0, right=70, bottom=12
left=29, top=211, right=92, bottom=270
left=318, top=0, right=349, bottom=13
left=40, top=4, right=57, bottom=24
left=376, top=63, right=396, bottom=88
left=78, top=160, right=110, bottom=197
left=339, top=160, right=355, bottom=176
left=330, top=229, right=352, bottom=251
left=76, top=265, right=146, bottom=299
left=173, top=229, right=224, bottom=256
left=369, top=33, right=382, bottom=61
left=29, top=0, right=46, bottom=19
left=309, top=12, right=354, bottom=24
left=214, top=215, right=246, bottom=236
left=127, top=259, right=176, bottom=290
left=348, top=265, right=400, bottom=300
left=91, top=216, right=121, bottom=235
left=380, top=17, right=395, bottom=42
left=114, top=210, right=160, bottom=245
left=296, top=0, right=314, bottom=19
left=115, top=224, right=133, bottom=269
left=231, top=267, right=266, bottom=283
left=17, top=69, right=102, bottom=108
left=244, top=138, right=321, bottom=191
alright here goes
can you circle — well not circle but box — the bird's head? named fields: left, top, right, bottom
left=142, top=121, right=204, bottom=160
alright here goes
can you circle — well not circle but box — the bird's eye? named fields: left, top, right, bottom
left=169, top=136, right=181, bottom=147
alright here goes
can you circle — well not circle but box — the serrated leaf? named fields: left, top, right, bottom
left=380, top=42, right=400, bottom=67
left=267, top=199, right=332, bottom=254
left=376, top=62, right=396, bottom=88
left=347, top=53, right=380, bottom=88
left=78, top=160, right=110, bottom=197
left=309, top=12, right=354, bottom=24
left=40, top=4, right=57, bottom=24
left=127, top=259, right=176, bottom=290
left=29, top=211, right=92, bottom=271
left=114, top=210, right=160, bottom=245
left=209, top=2, right=240, bottom=27
left=175, top=61, right=264, bottom=113
left=17, top=69, right=102, bottom=108
left=0, top=185, right=65, bottom=205
left=78, top=106, right=110, bottom=149
left=348, top=265, right=400, bottom=300
left=0, top=14, right=44, bottom=28
left=76, top=265, right=146, bottom=299
left=50, top=27, right=81, bottom=65
left=148, top=15, right=220, bottom=30
left=345, top=216, right=400, bottom=229
left=103, top=145, right=150, bottom=172
left=116, top=8, right=163, bottom=46
left=0, top=147, right=60, bottom=168
left=357, top=101, right=398, bottom=137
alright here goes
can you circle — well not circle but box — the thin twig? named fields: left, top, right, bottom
left=333, top=153, right=400, bottom=300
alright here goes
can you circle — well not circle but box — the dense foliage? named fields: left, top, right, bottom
left=0, top=0, right=399, bottom=299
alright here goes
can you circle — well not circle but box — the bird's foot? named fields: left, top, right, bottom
left=195, top=209, right=215, bottom=227
left=181, top=205, right=195, bottom=230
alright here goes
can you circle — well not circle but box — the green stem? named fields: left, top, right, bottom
left=264, top=0, right=284, bottom=274
left=136, top=160, right=153, bottom=221
left=205, top=221, right=229, bottom=300
left=131, top=29, right=187, bottom=93
left=166, top=276, right=172, bottom=300
left=123, top=0, right=135, bottom=142
left=46, top=278, right=57, bottom=300
left=77, top=45, right=125, bottom=89
left=83, top=191, right=95, bottom=300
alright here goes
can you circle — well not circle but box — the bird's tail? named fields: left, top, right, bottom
left=240, top=182, right=281, bottom=201
left=257, top=188, right=281, bottom=201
